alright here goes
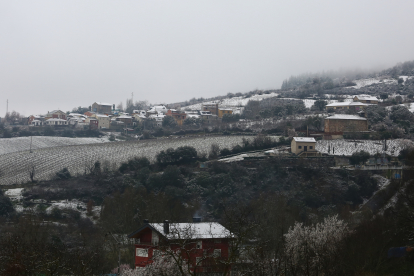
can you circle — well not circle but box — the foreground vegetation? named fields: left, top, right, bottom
left=1, top=138, right=414, bottom=275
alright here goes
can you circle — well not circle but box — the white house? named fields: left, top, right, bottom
left=291, top=137, right=319, bottom=157
left=45, top=118, right=68, bottom=126
left=148, top=114, right=165, bottom=127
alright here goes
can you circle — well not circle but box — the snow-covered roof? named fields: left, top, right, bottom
left=95, top=102, right=112, bottom=106
left=151, top=222, right=232, bottom=239
left=46, top=118, right=67, bottom=122
left=200, top=111, right=212, bottom=115
left=354, top=95, right=378, bottom=101
left=149, top=105, right=168, bottom=112
left=326, top=114, right=367, bottom=121
left=326, top=102, right=352, bottom=107
left=68, top=113, right=83, bottom=117
left=117, top=115, right=132, bottom=119
left=293, top=137, right=316, bottom=143
left=96, top=114, right=109, bottom=118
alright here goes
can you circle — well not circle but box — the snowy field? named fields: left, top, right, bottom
left=316, top=139, right=413, bottom=157
left=47, top=199, right=101, bottom=218
left=385, top=102, right=414, bottom=112
left=0, top=136, right=109, bottom=155
left=346, top=78, right=398, bottom=89
left=184, top=92, right=279, bottom=111
left=398, top=76, right=414, bottom=83
left=0, top=136, right=257, bottom=185
left=183, top=93, right=360, bottom=111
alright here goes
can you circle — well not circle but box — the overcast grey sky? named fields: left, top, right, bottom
left=1, top=0, right=414, bottom=116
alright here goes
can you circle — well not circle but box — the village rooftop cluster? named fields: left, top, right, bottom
left=21, top=102, right=234, bottom=132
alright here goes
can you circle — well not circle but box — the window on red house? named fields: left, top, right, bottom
left=213, top=249, right=221, bottom=257
left=136, top=248, right=148, bottom=257
left=196, top=257, right=202, bottom=266
left=196, top=240, right=202, bottom=249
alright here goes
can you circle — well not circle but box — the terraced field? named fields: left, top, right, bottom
left=0, top=136, right=255, bottom=185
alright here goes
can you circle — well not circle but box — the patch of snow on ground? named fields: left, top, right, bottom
left=184, top=93, right=279, bottom=111
left=346, top=78, right=397, bottom=89
left=372, top=175, right=390, bottom=190
left=302, top=99, right=316, bottom=109
left=218, top=154, right=248, bottom=163
left=404, top=103, right=414, bottom=112
left=386, top=102, right=414, bottom=112
left=316, top=139, right=413, bottom=157
left=47, top=199, right=101, bottom=218
left=4, top=188, right=24, bottom=201
left=399, top=76, right=414, bottom=83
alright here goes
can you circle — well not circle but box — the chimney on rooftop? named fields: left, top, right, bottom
left=163, top=220, right=169, bottom=234
left=143, top=219, right=149, bottom=224
left=193, top=217, right=201, bottom=223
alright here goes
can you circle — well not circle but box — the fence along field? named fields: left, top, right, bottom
left=0, top=136, right=254, bottom=185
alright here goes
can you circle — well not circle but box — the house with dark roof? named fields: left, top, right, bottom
left=92, top=102, right=113, bottom=114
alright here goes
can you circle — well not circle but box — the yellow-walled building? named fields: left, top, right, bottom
left=218, top=108, right=233, bottom=118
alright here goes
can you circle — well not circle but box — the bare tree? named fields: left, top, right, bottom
left=28, top=164, right=35, bottom=183
left=283, top=215, right=350, bottom=276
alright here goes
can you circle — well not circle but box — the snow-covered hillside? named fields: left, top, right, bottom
left=184, top=92, right=279, bottom=111
left=0, top=136, right=257, bottom=185
left=346, top=77, right=401, bottom=89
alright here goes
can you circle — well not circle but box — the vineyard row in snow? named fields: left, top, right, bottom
left=316, top=139, right=412, bottom=157
left=0, top=136, right=109, bottom=156
left=0, top=136, right=256, bottom=185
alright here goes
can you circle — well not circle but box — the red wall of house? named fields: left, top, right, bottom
left=134, top=228, right=230, bottom=270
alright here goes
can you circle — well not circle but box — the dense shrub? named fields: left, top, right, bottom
left=349, top=151, right=370, bottom=165
left=156, top=146, right=198, bottom=165
left=55, top=168, right=72, bottom=179
left=0, top=190, right=14, bottom=217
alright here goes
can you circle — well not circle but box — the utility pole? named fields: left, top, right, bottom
left=6, top=99, right=8, bottom=114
